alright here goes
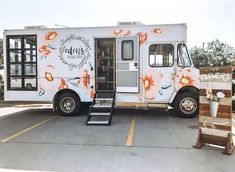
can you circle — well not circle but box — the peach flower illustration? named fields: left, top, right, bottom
left=38, top=45, right=51, bottom=55
left=58, top=78, right=68, bottom=90
left=45, top=32, right=58, bottom=41
left=151, top=28, right=162, bottom=34
left=179, top=75, right=195, bottom=86
left=136, top=32, right=147, bottom=45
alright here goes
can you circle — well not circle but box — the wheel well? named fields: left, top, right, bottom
left=172, top=86, right=199, bottom=107
left=53, top=89, right=80, bottom=112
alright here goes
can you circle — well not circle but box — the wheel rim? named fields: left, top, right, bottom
left=180, top=97, right=197, bottom=115
left=59, top=97, right=76, bottom=113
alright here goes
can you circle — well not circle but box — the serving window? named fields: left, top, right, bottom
left=7, top=35, right=37, bottom=90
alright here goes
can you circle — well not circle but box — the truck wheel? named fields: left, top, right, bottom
left=57, top=92, right=80, bottom=116
left=175, top=93, right=198, bottom=118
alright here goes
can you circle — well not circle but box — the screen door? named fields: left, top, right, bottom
left=116, top=36, right=139, bottom=93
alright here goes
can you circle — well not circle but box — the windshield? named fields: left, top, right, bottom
left=177, top=43, right=191, bottom=67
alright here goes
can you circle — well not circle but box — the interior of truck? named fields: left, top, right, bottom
left=95, top=38, right=116, bottom=91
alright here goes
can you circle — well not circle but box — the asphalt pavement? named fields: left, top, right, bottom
left=0, top=103, right=234, bottom=172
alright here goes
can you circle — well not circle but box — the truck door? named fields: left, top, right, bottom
left=145, top=43, right=175, bottom=102
left=116, top=36, right=139, bottom=93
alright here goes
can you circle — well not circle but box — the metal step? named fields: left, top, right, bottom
left=87, top=90, right=115, bottom=126
left=87, top=121, right=109, bottom=125
left=90, top=112, right=110, bottom=116
left=95, top=98, right=113, bottom=101
left=92, top=104, right=112, bottom=108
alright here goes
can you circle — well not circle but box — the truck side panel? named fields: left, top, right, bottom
left=4, top=24, right=190, bottom=104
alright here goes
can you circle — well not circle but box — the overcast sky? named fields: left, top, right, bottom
left=0, top=0, right=234, bottom=48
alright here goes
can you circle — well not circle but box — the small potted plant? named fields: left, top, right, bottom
left=206, top=89, right=225, bottom=117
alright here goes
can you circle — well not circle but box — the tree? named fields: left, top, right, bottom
left=190, top=39, right=235, bottom=68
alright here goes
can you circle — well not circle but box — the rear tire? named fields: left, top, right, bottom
left=175, top=92, right=198, bottom=118
left=57, top=92, right=81, bottom=116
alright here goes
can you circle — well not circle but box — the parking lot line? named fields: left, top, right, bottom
left=1, top=116, right=57, bottom=143
left=126, top=114, right=136, bottom=146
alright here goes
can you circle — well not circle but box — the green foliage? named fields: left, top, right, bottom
left=190, top=39, right=235, bottom=68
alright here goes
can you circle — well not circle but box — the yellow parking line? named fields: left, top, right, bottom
left=126, top=114, right=136, bottom=146
left=1, top=116, right=57, bottom=143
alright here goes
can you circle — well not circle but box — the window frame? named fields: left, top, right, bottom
left=6, top=35, right=38, bottom=91
left=121, top=40, right=134, bottom=61
left=148, top=44, right=174, bottom=68
left=177, top=43, right=192, bottom=67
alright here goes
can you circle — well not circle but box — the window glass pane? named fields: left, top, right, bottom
left=24, top=36, right=36, bottom=49
left=7, top=35, right=37, bottom=90
left=9, top=37, right=21, bottom=49
left=10, top=77, right=22, bottom=89
left=9, top=50, right=22, bottom=62
left=122, top=40, right=133, bottom=60
left=24, top=77, right=37, bottom=89
left=155, top=55, right=163, bottom=66
left=24, top=64, right=36, bottom=75
left=149, top=44, right=174, bottom=67
left=24, top=50, right=36, bottom=62
left=177, top=44, right=191, bottom=67
left=10, top=64, right=22, bottom=75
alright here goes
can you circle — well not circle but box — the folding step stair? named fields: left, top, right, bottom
left=86, top=90, right=115, bottom=125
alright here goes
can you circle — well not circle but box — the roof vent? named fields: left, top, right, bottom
left=24, top=25, right=48, bottom=30
left=117, top=21, right=144, bottom=26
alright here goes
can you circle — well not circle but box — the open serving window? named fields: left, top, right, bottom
left=7, top=35, right=37, bottom=90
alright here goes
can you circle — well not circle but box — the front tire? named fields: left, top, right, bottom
left=57, top=92, right=81, bottom=116
left=175, top=92, right=198, bottom=118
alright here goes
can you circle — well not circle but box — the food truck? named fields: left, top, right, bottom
left=3, top=22, right=199, bottom=124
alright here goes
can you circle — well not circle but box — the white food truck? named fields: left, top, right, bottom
left=3, top=22, right=199, bottom=124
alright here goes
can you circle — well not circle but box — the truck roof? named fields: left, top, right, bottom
left=4, top=23, right=187, bottom=32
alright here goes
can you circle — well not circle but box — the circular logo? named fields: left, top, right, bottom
left=59, top=34, right=91, bottom=70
